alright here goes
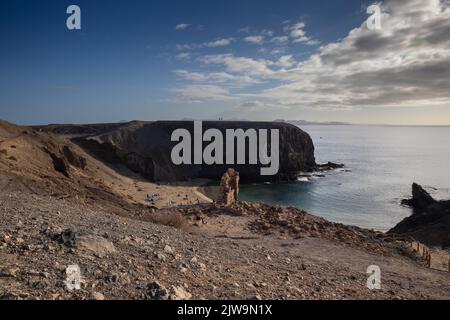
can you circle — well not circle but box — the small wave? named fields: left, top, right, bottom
left=297, top=177, right=310, bottom=182
left=335, top=168, right=351, bottom=173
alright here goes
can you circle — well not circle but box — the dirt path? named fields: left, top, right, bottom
left=2, top=184, right=450, bottom=300
left=182, top=210, right=450, bottom=299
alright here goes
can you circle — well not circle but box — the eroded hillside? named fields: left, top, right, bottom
left=1, top=120, right=450, bottom=300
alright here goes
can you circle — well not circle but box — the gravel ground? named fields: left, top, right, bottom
left=1, top=176, right=450, bottom=300
left=1, top=122, right=449, bottom=300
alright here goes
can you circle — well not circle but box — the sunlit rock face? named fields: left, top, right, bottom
left=216, top=169, right=240, bottom=206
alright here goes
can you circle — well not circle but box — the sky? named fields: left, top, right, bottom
left=1, top=0, right=450, bottom=125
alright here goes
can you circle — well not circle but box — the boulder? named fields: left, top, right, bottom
left=145, top=281, right=170, bottom=300
left=171, top=286, right=192, bottom=300
left=62, top=145, right=87, bottom=169
left=92, top=292, right=105, bottom=300
left=44, top=148, right=70, bottom=177
left=144, top=282, right=192, bottom=300
left=60, top=229, right=116, bottom=255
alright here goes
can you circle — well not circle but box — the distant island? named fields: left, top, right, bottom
left=275, top=119, right=352, bottom=126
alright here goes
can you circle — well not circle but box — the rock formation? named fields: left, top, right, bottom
left=37, top=121, right=317, bottom=183
left=389, top=183, right=450, bottom=247
left=44, top=148, right=70, bottom=177
left=400, top=183, right=436, bottom=210
left=62, top=145, right=87, bottom=170
left=44, top=145, right=87, bottom=177
left=216, top=169, right=240, bottom=206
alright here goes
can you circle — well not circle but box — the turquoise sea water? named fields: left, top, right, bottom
left=239, top=125, right=450, bottom=231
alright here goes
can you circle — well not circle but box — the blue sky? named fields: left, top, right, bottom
left=1, top=0, right=450, bottom=125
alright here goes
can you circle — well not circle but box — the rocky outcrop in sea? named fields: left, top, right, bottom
left=389, top=183, right=450, bottom=247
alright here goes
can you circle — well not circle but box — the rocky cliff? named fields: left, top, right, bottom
left=39, top=121, right=317, bottom=183
left=389, top=183, right=450, bottom=247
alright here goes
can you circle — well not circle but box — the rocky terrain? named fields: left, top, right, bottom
left=1, top=119, right=450, bottom=300
left=389, top=183, right=450, bottom=248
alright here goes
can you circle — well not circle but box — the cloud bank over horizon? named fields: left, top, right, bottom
left=171, top=0, right=450, bottom=123
left=2, top=0, right=450, bottom=125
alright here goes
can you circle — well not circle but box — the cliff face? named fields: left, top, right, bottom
left=64, top=121, right=316, bottom=183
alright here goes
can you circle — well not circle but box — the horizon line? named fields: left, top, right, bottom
left=2, top=117, right=450, bottom=128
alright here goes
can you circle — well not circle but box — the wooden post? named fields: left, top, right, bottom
left=417, top=242, right=420, bottom=252
left=448, top=259, right=450, bottom=273
left=427, top=252, right=431, bottom=268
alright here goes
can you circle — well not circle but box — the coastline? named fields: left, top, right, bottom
left=1, top=119, right=450, bottom=300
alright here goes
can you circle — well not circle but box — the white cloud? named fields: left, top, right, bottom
left=305, top=39, right=320, bottom=46
left=284, top=20, right=318, bottom=45
left=177, top=38, right=234, bottom=50
left=244, top=35, right=265, bottom=45
left=173, top=0, right=450, bottom=117
left=175, top=52, right=191, bottom=60
left=254, top=0, right=450, bottom=109
left=205, top=38, right=234, bottom=47
left=174, top=70, right=233, bottom=82
left=270, top=48, right=288, bottom=56
left=232, top=100, right=288, bottom=112
left=271, top=36, right=289, bottom=44
left=275, top=55, right=295, bottom=69
left=174, top=69, right=260, bottom=86
left=199, top=54, right=274, bottom=78
left=175, top=24, right=191, bottom=30
left=173, top=85, right=237, bottom=102
left=260, top=29, right=274, bottom=37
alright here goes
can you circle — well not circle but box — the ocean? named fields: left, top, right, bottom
left=239, top=125, right=450, bottom=231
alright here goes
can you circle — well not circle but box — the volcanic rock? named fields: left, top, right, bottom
left=216, top=169, right=240, bottom=206
left=38, top=121, right=317, bottom=183
left=389, top=183, right=450, bottom=247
